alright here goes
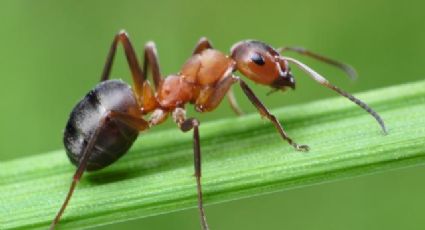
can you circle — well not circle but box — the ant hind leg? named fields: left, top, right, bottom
left=100, top=30, right=145, bottom=105
left=50, top=111, right=149, bottom=230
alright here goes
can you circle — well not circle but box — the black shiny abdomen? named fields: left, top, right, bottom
left=64, top=80, right=140, bottom=171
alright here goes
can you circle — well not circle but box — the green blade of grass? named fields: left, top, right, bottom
left=1, top=80, right=425, bottom=229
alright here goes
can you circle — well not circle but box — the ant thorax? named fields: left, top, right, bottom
left=156, top=49, right=235, bottom=110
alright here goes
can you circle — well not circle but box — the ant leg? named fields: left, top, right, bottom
left=282, top=56, right=388, bottom=134
left=192, top=37, right=245, bottom=115
left=149, top=109, right=169, bottom=126
left=191, top=37, right=244, bottom=115
left=238, top=79, right=309, bottom=151
left=277, top=46, right=357, bottom=80
left=195, top=74, right=238, bottom=112
left=193, top=37, right=213, bottom=55
left=50, top=111, right=149, bottom=230
left=50, top=117, right=105, bottom=230
left=100, top=30, right=145, bottom=104
left=173, top=109, right=209, bottom=230
left=142, top=42, right=163, bottom=89
left=108, top=110, right=150, bottom=130
left=227, top=87, right=244, bottom=116
left=140, top=80, right=159, bottom=114
left=196, top=75, right=244, bottom=116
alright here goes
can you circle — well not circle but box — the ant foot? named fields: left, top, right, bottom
left=293, top=144, right=310, bottom=152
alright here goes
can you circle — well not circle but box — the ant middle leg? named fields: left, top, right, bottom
left=139, top=41, right=163, bottom=114
left=138, top=42, right=164, bottom=113
left=238, top=79, right=309, bottom=151
left=142, top=41, right=163, bottom=89
left=98, top=31, right=163, bottom=112
left=172, top=108, right=209, bottom=230
left=193, top=37, right=213, bottom=55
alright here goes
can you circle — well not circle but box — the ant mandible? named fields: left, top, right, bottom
left=50, top=30, right=387, bottom=230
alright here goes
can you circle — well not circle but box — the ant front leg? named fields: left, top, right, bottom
left=238, top=79, right=309, bottom=151
left=195, top=75, right=243, bottom=114
left=172, top=108, right=209, bottom=230
left=226, top=87, right=244, bottom=116
left=195, top=74, right=238, bottom=112
left=192, top=37, right=244, bottom=115
left=50, top=111, right=149, bottom=230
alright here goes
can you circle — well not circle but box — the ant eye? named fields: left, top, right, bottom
left=251, top=53, right=265, bottom=66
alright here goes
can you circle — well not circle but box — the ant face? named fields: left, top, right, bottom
left=231, top=40, right=296, bottom=90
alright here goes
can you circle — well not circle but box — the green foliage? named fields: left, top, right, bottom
left=1, top=80, right=425, bottom=229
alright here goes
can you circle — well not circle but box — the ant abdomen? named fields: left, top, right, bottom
left=64, top=80, right=139, bottom=171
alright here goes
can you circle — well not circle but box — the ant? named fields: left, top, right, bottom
left=50, top=30, right=387, bottom=230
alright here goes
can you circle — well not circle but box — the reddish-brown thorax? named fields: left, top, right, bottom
left=145, top=49, right=235, bottom=112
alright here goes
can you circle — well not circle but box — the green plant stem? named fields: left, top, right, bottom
left=1, top=80, right=425, bottom=229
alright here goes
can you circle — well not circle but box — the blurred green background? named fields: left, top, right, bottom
left=1, top=0, right=424, bottom=229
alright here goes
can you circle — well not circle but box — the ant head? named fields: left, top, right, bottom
left=231, top=40, right=295, bottom=90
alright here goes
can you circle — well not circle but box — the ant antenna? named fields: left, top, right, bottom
left=281, top=56, right=387, bottom=134
left=278, top=46, right=358, bottom=80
